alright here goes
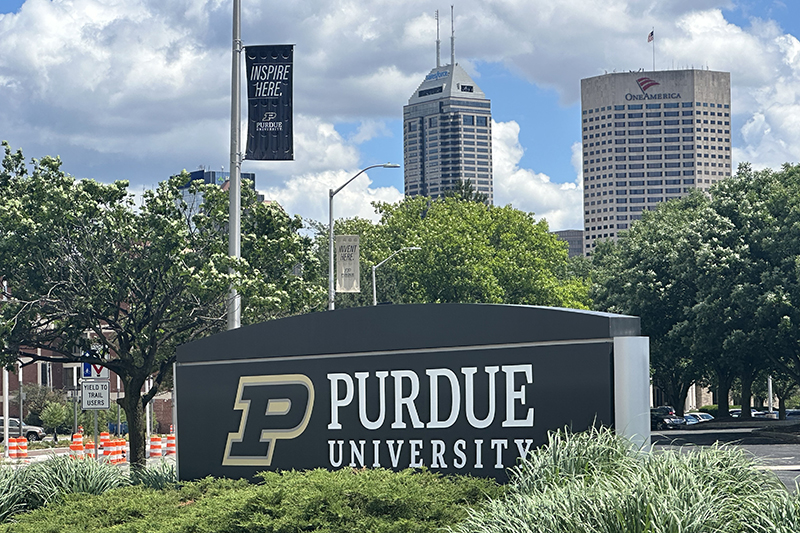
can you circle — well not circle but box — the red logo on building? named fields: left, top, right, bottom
left=636, top=77, right=660, bottom=93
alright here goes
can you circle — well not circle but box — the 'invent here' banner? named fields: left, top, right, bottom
left=244, top=44, right=294, bottom=161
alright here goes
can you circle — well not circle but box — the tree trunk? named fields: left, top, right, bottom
left=717, top=371, right=733, bottom=418
left=779, top=397, right=787, bottom=420
left=740, top=371, right=754, bottom=420
left=119, top=387, right=147, bottom=468
left=666, top=382, right=692, bottom=417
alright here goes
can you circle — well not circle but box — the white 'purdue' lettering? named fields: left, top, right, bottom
left=326, top=365, right=534, bottom=431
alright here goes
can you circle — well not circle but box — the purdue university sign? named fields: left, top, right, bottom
left=175, top=304, right=649, bottom=481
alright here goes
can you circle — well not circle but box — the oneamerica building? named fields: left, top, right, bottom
left=581, top=69, right=731, bottom=255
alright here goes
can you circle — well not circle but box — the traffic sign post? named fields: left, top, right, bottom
left=83, top=363, right=109, bottom=379
left=81, top=380, right=110, bottom=410
left=82, top=378, right=110, bottom=463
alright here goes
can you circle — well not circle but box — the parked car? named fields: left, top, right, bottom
left=651, top=406, right=686, bottom=430
left=693, top=412, right=715, bottom=422
left=0, top=417, right=46, bottom=442
left=729, top=408, right=763, bottom=418
left=108, top=421, right=128, bottom=435
left=684, top=413, right=701, bottom=425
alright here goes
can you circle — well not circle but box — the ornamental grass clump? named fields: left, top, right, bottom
left=22, top=455, right=129, bottom=508
left=129, top=459, right=177, bottom=490
left=450, top=426, right=800, bottom=533
left=0, top=469, right=26, bottom=522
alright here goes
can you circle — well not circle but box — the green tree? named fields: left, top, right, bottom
left=442, top=178, right=489, bottom=204
left=18, top=384, right=66, bottom=426
left=0, top=143, right=323, bottom=466
left=592, top=194, right=714, bottom=415
left=40, top=401, right=69, bottom=443
left=593, top=163, right=800, bottom=417
left=710, top=164, right=800, bottom=413
left=321, top=196, right=590, bottom=309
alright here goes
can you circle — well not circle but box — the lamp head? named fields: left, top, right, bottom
left=382, top=163, right=401, bottom=168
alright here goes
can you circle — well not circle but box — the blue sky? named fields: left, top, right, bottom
left=2, top=1, right=800, bottom=230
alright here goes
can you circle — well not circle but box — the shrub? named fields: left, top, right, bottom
left=40, top=402, right=69, bottom=441
left=1, top=468, right=500, bottom=532
left=449, top=426, right=800, bottom=533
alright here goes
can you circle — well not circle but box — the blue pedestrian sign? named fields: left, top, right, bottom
left=83, top=362, right=109, bottom=379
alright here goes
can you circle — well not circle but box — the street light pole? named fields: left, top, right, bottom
left=372, top=246, right=422, bottom=306
left=328, top=163, right=400, bottom=311
left=227, top=0, right=242, bottom=330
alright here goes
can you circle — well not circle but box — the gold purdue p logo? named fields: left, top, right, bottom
left=223, top=374, right=314, bottom=466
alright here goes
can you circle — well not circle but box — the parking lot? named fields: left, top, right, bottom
left=653, top=424, right=800, bottom=490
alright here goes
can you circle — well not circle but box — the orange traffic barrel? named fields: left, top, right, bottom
left=18, top=437, right=27, bottom=459
left=149, top=435, right=162, bottom=458
left=85, top=440, right=95, bottom=459
left=107, top=439, right=118, bottom=463
left=99, top=431, right=110, bottom=448
left=69, top=433, right=84, bottom=459
left=8, top=437, right=19, bottom=460
left=165, top=434, right=176, bottom=456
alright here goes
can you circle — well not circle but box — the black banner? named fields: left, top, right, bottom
left=244, top=44, right=293, bottom=160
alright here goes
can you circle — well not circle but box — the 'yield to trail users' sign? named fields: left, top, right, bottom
left=81, top=380, right=110, bottom=410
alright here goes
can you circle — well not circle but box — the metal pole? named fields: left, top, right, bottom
left=372, top=265, right=377, bottom=306
left=116, top=374, right=121, bottom=436
left=328, top=164, right=400, bottom=311
left=768, top=375, right=774, bottom=413
left=3, top=368, right=8, bottom=458
left=94, top=410, right=99, bottom=463
left=228, top=0, right=242, bottom=330
left=372, top=247, right=421, bottom=306
left=73, top=367, right=78, bottom=434
left=328, top=189, right=335, bottom=310
left=145, top=378, right=151, bottom=442
left=17, top=362, right=23, bottom=438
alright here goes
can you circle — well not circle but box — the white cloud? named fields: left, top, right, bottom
left=2, top=0, right=800, bottom=223
left=261, top=168, right=403, bottom=225
left=492, top=120, right=583, bottom=230
left=256, top=115, right=402, bottom=223
left=348, top=119, right=392, bottom=144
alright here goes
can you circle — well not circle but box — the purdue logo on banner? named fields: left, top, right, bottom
left=244, top=44, right=294, bottom=161
left=335, top=235, right=360, bottom=293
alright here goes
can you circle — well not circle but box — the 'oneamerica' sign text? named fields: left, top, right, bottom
left=626, top=92, right=682, bottom=101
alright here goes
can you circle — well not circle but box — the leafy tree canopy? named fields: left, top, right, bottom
left=324, top=196, right=590, bottom=309
left=593, top=163, right=800, bottom=416
left=0, top=142, right=323, bottom=464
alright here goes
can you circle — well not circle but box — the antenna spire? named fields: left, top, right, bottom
left=450, top=5, right=455, bottom=67
left=435, top=10, right=441, bottom=68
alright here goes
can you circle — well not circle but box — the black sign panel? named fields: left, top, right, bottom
left=176, top=304, right=643, bottom=482
left=244, top=44, right=293, bottom=160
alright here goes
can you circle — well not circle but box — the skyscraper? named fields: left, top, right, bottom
left=174, top=168, right=259, bottom=217
left=580, top=69, right=732, bottom=256
left=403, top=11, right=493, bottom=203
